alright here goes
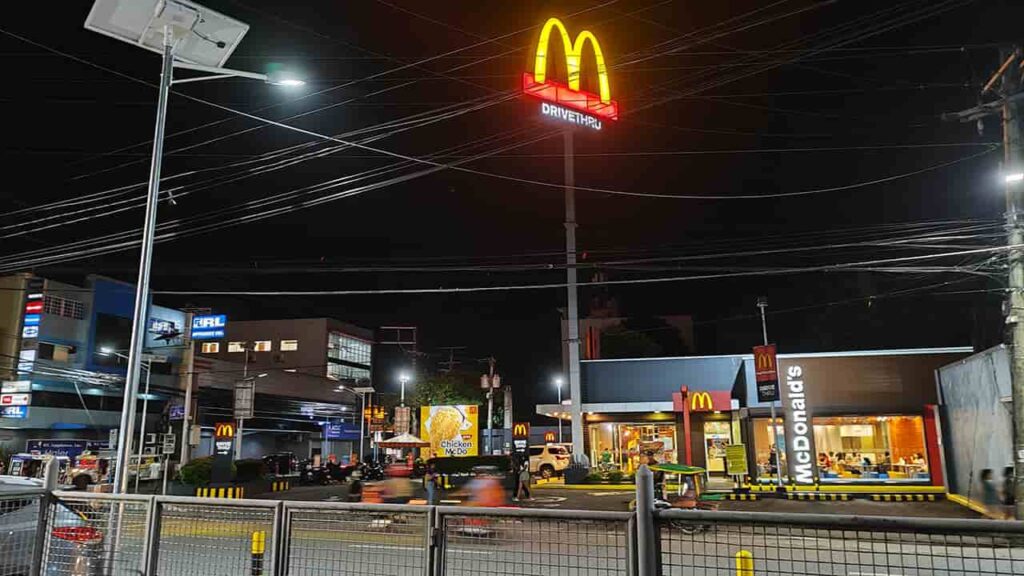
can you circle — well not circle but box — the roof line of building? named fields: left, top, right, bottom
left=580, top=346, right=974, bottom=364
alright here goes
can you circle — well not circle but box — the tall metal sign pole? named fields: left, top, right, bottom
left=947, top=46, right=1024, bottom=517
left=564, top=129, right=585, bottom=458
left=756, top=297, right=784, bottom=489
left=521, top=17, right=619, bottom=460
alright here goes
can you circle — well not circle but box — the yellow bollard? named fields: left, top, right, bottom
left=735, top=550, right=754, bottom=576
left=250, top=531, right=266, bottom=576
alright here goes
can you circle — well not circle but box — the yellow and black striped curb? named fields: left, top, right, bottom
left=271, top=480, right=291, bottom=492
left=787, top=493, right=850, bottom=501
left=871, top=493, right=937, bottom=502
left=195, top=486, right=245, bottom=499
left=724, top=493, right=758, bottom=501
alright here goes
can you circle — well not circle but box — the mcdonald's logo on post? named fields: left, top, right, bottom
left=513, top=422, right=530, bottom=440
left=522, top=17, right=619, bottom=130
left=690, top=392, right=713, bottom=412
left=215, top=422, right=235, bottom=439
left=753, top=344, right=780, bottom=403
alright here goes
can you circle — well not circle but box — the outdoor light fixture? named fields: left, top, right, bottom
left=98, top=346, right=115, bottom=356
left=1006, top=172, right=1024, bottom=184
left=84, top=0, right=309, bottom=495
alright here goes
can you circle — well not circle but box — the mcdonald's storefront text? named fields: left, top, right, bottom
left=522, top=17, right=619, bottom=128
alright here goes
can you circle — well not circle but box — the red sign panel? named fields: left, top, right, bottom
left=25, top=301, right=43, bottom=314
left=752, top=344, right=780, bottom=403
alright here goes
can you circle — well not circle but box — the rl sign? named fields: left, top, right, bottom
left=522, top=17, right=619, bottom=130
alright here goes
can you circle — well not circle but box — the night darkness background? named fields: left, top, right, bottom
left=1, top=0, right=1022, bottom=419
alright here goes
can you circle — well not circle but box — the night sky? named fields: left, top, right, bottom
left=1, top=0, right=1022, bottom=417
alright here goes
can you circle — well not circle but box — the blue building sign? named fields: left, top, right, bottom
left=169, top=404, right=186, bottom=420
left=191, top=314, right=227, bottom=340
left=323, top=422, right=361, bottom=441
left=1, top=405, right=28, bottom=419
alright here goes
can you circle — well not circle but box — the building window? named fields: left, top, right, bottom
left=328, top=332, right=372, bottom=365
left=228, top=342, right=247, bottom=353
left=327, top=363, right=371, bottom=381
left=254, top=340, right=272, bottom=352
left=752, top=417, right=787, bottom=482
left=813, top=415, right=929, bottom=482
left=201, top=342, right=220, bottom=354
left=37, top=342, right=75, bottom=363
left=43, top=296, right=84, bottom=320
left=587, top=422, right=676, bottom=474
left=280, top=340, right=298, bottom=352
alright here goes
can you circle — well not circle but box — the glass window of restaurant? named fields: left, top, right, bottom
left=752, top=417, right=787, bottom=482
left=814, top=415, right=929, bottom=482
left=588, top=422, right=677, bottom=474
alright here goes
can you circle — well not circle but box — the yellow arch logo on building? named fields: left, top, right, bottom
left=690, top=392, right=713, bottom=411
left=756, top=352, right=774, bottom=370
left=215, top=422, right=235, bottom=439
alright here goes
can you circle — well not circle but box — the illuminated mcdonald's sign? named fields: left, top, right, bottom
left=513, top=422, right=530, bottom=440
left=544, top=431, right=557, bottom=443
left=756, top=351, right=774, bottom=370
left=690, top=392, right=713, bottom=411
left=522, top=17, right=619, bottom=126
left=215, top=422, right=235, bottom=439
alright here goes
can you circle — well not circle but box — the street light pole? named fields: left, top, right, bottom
left=133, top=358, right=153, bottom=495
left=757, top=297, right=784, bottom=489
left=556, top=377, right=564, bottom=445
left=563, top=130, right=584, bottom=458
left=112, top=30, right=173, bottom=495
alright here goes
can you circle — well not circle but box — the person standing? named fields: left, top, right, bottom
left=424, top=465, right=439, bottom=505
left=515, top=463, right=531, bottom=502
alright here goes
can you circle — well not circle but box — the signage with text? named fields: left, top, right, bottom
left=234, top=379, right=255, bottom=419
left=522, top=17, right=619, bottom=128
left=191, top=314, right=227, bottom=340
left=753, top=344, right=780, bottom=402
left=781, top=364, right=815, bottom=484
left=169, top=404, right=186, bottom=420
left=1, top=405, right=28, bottom=419
left=323, top=422, right=361, bottom=441
left=1, top=394, right=31, bottom=406
left=725, top=443, right=749, bottom=477
left=1, top=381, right=31, bottom=394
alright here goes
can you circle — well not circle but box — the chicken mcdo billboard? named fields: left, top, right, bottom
left=420, top=405, right=479, bottom=458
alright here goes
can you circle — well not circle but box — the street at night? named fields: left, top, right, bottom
left=3, top=1, right=1024, bottom=575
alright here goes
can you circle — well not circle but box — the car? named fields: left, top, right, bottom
left=0, top=483, right=103, bottom=576
left=528, top=444, right=570, bottom=479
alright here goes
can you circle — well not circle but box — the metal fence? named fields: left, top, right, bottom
left=657, top=509, right=1024, bottom=576
left=8, top=475, right=1024, bottom=575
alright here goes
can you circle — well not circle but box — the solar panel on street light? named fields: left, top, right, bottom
left=84, top=0, right=249, bottom=67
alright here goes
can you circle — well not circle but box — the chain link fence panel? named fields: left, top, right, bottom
left=282, top=503, right=429, bottom=576
left=657, top=509, right=1024, bottom=576
left=46, top=492, right=151, bottom=576
left=152, top=499, right=279, bottom=576
left=438, top=508, right=631, bottom=576
left=0, top=491, right=44, bottom=576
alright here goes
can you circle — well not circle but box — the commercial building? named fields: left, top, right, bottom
left=0, top=273, right=189, bottom=458
left=188, top=318, right=374, bottom=461
left=537, top=347, right=970, bottom=488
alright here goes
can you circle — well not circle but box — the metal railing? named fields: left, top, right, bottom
left=8, top=465, right=1024, bottom=575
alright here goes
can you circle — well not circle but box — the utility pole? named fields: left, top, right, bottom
left=564, top=129, right=584, bottom=458
left=1000, top=47, right=1024, bottom=520
left=235, top=343, right=250, bottom=460
left=480, top=357, right=500, bottom=455
left=437, top=346, right=465, bottom=373
left=948, top=45, right=1024, bottom=518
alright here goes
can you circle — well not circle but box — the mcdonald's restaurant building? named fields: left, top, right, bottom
left=536, top=347, right=970, bottom=488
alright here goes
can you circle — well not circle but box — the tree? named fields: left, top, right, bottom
left=600, top=316, right=689, bottom=359
left=410, top=371, right=483, bottom=407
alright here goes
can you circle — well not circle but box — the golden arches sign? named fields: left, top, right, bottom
left=532, top=17, right=611, bottom=104
left=215, top=422, right=235, bottom=439
left=690, top=392, right=714, bottom=411
left=756, top=351, right=774, bottom=370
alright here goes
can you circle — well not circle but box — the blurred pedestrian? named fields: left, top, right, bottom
left=982, top=469, right=1000, bottom=508
left=1003, top=466, right=1015, bottom=507
left=424, top=465, right=440, bottom=505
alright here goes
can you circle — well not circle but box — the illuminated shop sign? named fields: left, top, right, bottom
left=191, top=314, right=227, bottom=340
left=783, top=364, right=815, bottom=484
left=522, top=17, right=619, bottom=126
left=540, top=102, right=603, bottom=131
